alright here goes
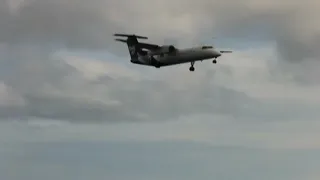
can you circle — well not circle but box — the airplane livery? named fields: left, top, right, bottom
left=114, top=33, right=232, bottom=71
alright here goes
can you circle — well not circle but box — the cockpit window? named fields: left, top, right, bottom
left=201, top=46, right=213, bottom=49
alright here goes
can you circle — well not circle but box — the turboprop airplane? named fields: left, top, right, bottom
left=114, top=33, right=232, bottom=71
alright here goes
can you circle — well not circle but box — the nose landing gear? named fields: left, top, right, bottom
left=189, top=61, right=195, bottom=71
left=212, top=58, right=217, bottom=64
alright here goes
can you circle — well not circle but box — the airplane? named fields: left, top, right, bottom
left=114, top=33, right=232, bottom=71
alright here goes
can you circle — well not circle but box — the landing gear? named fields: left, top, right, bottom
left=212, top=58, right=217, bottom=64
left=189, top=61, right=195, bottom=71
left=150, top=56, right=161, bottom=68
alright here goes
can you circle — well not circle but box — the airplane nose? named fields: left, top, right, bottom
left=217, top=51, right=221, bottom=57
left=212, top=50, right=221, bottom=57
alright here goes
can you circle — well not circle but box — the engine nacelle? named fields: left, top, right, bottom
left=160, top=45, right=176, bottom=54
left=149, top=45, right=176, bottom=56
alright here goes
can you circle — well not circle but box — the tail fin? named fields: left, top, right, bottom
left=127, top=36, right=140, bottom=59
left=114, top=34, right=148, bottom=59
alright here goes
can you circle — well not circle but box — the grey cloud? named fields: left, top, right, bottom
left=0, top=44, right=319, bottom=122
left=0, top=57, right=253, bottom=122
left=0, top=0, right=130, bottom=55
left=1, top=0, right=318, bottom=85
left=0, top=0, right=320, bottom=122
left=0, top=0, right=319, bottom=60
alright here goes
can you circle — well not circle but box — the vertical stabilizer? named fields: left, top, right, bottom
left=114, top=34, right=148, bottom=59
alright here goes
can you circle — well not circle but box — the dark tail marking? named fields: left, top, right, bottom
left=114, top=34, right=148, bottom=59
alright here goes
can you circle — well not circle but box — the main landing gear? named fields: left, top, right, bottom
left=189, top=61, right=195, bottom=71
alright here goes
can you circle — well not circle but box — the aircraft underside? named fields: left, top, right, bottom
left=131, top=55, right=218, bottom=71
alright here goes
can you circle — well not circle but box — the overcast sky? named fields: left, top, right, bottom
left=1, top=0, right=320, bottom=179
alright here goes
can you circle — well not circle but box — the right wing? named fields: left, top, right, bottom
left=114, top=38, right=160, bottom=50
left=220, top=50, right=232, bottom=53
left=138, top=42, right=160, bottom=50
left=114, top=33, right=161, bottom=51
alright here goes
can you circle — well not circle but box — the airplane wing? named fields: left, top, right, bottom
left=115, top=39, right=160, bottom=50
left=114, top=33, right=161, bottom=51
left=138, top=42, right=160, bottom=50
left=220, top=50, right=232, bottom=53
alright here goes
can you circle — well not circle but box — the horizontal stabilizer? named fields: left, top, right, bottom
left=114, top=33, right=148, bottom=39
left=115, top=38, right=127, bottom=43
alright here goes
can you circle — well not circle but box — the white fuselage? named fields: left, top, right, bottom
left=136, top=47, right=221, bottom=66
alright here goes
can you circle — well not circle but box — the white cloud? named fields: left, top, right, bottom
left=0, top=42, right=319, bottom=123
left=62, top=54, right=141, bottom=81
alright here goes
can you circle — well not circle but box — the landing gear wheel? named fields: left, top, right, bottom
left=189, top=61, right=195, bottom=71
left=212, top=59, right=217, bottom=64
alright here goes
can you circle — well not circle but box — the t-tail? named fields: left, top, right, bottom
left=114, top=33, right=148, bottom=59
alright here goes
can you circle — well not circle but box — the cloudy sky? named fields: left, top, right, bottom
left=1, top=0, right=320, bottom=179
